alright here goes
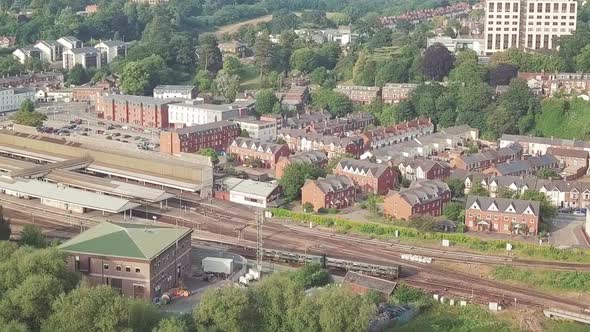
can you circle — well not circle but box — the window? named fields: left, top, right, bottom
left=103, top=264, right=109, bottom=270
left=135, top=268, right=141, bottom=273
left=116, top=265, right=122, bottom=271
left=125, top=266, right=131, bottom=272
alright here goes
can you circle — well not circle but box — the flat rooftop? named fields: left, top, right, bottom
left=0, top=176, right=139, bottom=213
left=45, top=169, right=175, bottom=203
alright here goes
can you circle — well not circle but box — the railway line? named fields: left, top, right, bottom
left=3, top=197, right=590, bottom=313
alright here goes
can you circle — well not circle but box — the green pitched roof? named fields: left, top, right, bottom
left=59, top=222, right=192, bottom=260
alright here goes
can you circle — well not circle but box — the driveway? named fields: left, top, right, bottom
left=549, top=213, right=589, bottom=248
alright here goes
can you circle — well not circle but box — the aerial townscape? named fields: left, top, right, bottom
left=1, top=0, right=590, bottom=331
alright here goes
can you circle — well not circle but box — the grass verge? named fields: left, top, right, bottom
left=270, top=208, right=590, bottom=263
left=492, top=266, right=590, bottom=292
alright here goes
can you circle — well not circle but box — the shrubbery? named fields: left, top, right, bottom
left=270, top=208, right=590, bottom=262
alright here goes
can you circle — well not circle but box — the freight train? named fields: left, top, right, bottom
left=261, top=248, right=400, bottom=279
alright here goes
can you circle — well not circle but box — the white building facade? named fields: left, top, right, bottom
left=233, top=119, right=277, bottom=141
left=484, top=0, right=577, bottom=53
left=0, top=88, right=35, bottom=113
left=153, top=85, right=197, bottom=100
left=168, top=100, right=252, bottom=126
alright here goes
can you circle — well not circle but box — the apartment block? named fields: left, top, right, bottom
left=301, top=175, right=356, bottom=211
left=484, top=0, right=577, bottom=53
left=398, top=158, right=451, bottom=181
left=500, top=134, right=590, bottom=155
left=228, top=138, right=290, bottom=168
left=383, top=180, right=451, bottom=220
left=168, top=100, right=253, bottom=127
left=381, top=83, right=418, bottom=104
left=160, top=120, right=240, bottom=155
left=232, top=118, right=277, bottom=141
left=97, top=95, right=172, bottom=128
left=465, top=196, right=540, bottom=235
left=334, top=85, right=381, bottom=105
left=333, top=158, right=397, bottom=195
left=153, top=85, right=198, bottom=100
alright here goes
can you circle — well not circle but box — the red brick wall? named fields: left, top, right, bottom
left=465, top=209, right=539, bottom=235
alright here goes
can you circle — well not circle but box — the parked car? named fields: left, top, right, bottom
left=558, top=207, right=573, bottom=213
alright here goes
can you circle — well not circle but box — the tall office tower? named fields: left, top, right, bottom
left=484, top=0, right=577, bottom=54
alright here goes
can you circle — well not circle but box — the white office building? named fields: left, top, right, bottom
left=95, top=40, right=129, bottom=65
left=232, top=118, right=277, bottom=141
left=484, top=0, right=577, bottom=53
left=427, top=36, right=485, bottom=55
left=153, top=85, right=197, bottom=100
left=56, top=36, right=82, bottom=51
left=0, top=88, right=35, bottom=113
left=63, top=47, right=102, bottom=70
left=168, top=100, right=254, bottom=126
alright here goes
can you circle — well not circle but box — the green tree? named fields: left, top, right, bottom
left=280, top=163, right=327, bottom=202
left=66, top=64, right=90, bottom=86
left=446, top=178, right=465, bottom=198
left=12, top=99, right=46, bottom=128
left=520, top=190, right=557, bottom=223
left=0, top=274, right=64, bottom=330
left=443, top=202, right=464, bottom=222
left=422, top=44, right=455, bottom=81
left=194, top=70, right=214, bottom=92
left=310, top=67, right=328, bottom=86
left=214, top=70, right=240, bottom=103
left=198, top=33, right=223, bottom=73
left=199, top=148, right=219, bottom=165
left=223, top=56, right=241, bottom=76
left=312, top=89, right=353, bottom=117
left=290, top=264, right=330, bottom=289
left=194, top=287, right=260, bottom=332
left=254, top=32, right=274, bottom=79
left=290, top=48, right=317, bottom=73
left=536, top=168, right=560, bottom=180
left=19, top=225, right=46, bottom=248
left=449, top=62, right=487, bottom=85
left=455, top=49, right=479, bottom=66
left=255, top=89, right=280, bottom=115
left=240, top=129, right=250, bottom=138
left=303, top=202, right=314, bottom=212
left=470, top=182, right=489, bottom=197
left=42, top=286, right=129, bottom=332
left=153, top=317, right=188, bottom=332
left=497, top=187, right=518, bottom=199
left=0, top=56, right=25, bottom=77
left=120, top=62, right=151, bottom=95
left=315, top=287, right=376, bottom=332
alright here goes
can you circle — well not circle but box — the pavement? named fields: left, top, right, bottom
left=549, top=213, right=589, bottom=249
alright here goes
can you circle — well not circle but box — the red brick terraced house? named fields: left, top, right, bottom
left=464, top=196, right=540, bottom=235
left=398, top=158, right=450, bottom=181
left=333, top=158, right=397, bottom=195
left=451, top=143, right=523, bottom=172
left=159, top=120, right=240, bottom=155
left=301, top=175, right=356, bottom=211
left=228, top=137, right=290, bottom=168
left=383, top=180, right=451, bottom=220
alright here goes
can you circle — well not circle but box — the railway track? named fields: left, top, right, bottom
left=4, top=198, right=590, bottom=313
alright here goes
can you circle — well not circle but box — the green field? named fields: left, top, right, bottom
left=535, top=98, right=590, bottom=140
left=492, top=266, right=590, bottom=292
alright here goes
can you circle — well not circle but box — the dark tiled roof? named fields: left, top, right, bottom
left=287, top=151, right=328, bottom=164
left=465, top=196, right=540, bottom=216
left=546, top=147, right=589, bottom=159
left=173, top=120, right=238, bottom=135
left=306, top=175, right=354, bottom=194
left=337, top=158, right=390, bottom=178
left=343, top=271, right=397, bottom=295
left=396, top=180, right=449, bottom=205
left=232, top=137, right=286, bottom=154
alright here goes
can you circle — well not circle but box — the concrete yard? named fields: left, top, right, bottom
left=549, top=213, right=589, bottom=248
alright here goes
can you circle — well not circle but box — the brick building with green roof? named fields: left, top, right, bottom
left=60, top=221, right=192, bottom=300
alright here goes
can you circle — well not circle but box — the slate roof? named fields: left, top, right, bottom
left=337, top=158, right=390, bottom=178
left=173, top=120, right=238, bottom=135
left=492, top=154, right=558, bottom=175
left=98, top=40, right=125, bottom=47
left=396, top=180, right=449, bottom=205
left=59, top=222, right=192, bottom=260
left=102, top=94, right=175, bottom=106
left=153, top=85, right=196, bottom=93
left=283, top=151, right=327, bottom=164
left=546, top=147, right=589, bottom=159
left=500, top=134, right=590, bottom=149
left=68, top=47, right=99, bottom=55
left=232, top=137, right=286, bottom=154
left=306, top=175, right=354, bottom=194
left=465, top=196, right=540, bottom=216
left=230, top=179, right=278, bottom=197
